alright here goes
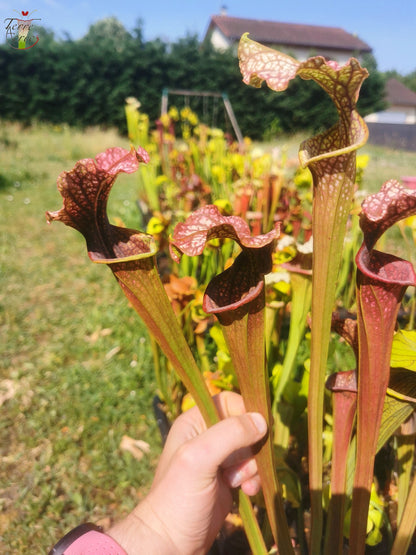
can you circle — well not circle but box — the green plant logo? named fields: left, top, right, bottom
left=4, top=9, right=41, bottom=50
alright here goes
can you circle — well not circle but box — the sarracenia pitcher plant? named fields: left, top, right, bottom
left=45, top=147, right=219, bottom=425
left=239, top=33, right=369, bottom=551
left=45, top=146, right=267, bottom=554
left=170, top=205, right=294, bottom=554
left=46, top=39, right=416, bottom=554
left=350, top=180, right=416, bottom=554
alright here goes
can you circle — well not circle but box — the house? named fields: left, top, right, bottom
left=204, top=13, right=372, bottom=65
left=365, top=79, right=416, bottom=151
left=365, top=78, right=416, bottom=124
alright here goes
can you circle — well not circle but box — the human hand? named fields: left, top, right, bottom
left=107, top=391, right=267, bottom=554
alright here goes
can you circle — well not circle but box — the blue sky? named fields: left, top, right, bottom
left=1, top=0, right=415, bottom=74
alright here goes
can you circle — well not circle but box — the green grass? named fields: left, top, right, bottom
left=360, top=141, right=416, bottom=194
left=0, top=123, right=161, bottom=553
left=259, top=132, right=416, bottom=194
left=0, top=121, right=415, bottom=553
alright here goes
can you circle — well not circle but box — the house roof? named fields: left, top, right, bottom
left=386, top=78, right=416, bottom=107
left=206, top=15, right=372, bottom=54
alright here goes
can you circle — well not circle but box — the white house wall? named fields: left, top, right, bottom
left=276, top=46, right=354, bottom=65
left=208, top=31, right=363, bottom=66
left=210, top=28, right=232, bottom=51
left=365, top=106, right=416, bottom=124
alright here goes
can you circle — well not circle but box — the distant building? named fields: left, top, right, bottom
left=203, top=13, right=372, bottom=65
left=365, top=78, right=416, bottom=124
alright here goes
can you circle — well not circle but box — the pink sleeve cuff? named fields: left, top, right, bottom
left=64, top=530, right=127, bottom=554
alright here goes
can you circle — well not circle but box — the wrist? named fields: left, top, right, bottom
left=107, top=501, right=179, bottom=555
left=48, top=523, right=127, bottom=555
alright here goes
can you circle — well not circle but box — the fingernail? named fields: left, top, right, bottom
left=228, top=469, right=243, bottom=488
left=249, top=413, right=267, bottom=435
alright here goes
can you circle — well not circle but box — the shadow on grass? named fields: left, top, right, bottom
left=0, top=172, right=14, bottom=190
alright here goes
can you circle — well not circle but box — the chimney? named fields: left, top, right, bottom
left=220, top=5, right=227, bottom=16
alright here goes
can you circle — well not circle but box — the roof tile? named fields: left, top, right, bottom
left=209, top=15, right=372, bottom=53
left=386, top=79, right=416, bottom=107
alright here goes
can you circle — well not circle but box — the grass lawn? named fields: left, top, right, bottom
left=0, top=123, right=161, bottom=553
left=258, top=132, right=416, bottom=195
left=1, top=121, right=415, bottom=553
left=360, top=140, right=416, bottom=194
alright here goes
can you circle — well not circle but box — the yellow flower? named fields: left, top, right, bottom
left=252, top=153, right=272, bottom=179
left=168, top=106, right=179, bottom=121
left=230, top=153, right=245, bottom=177
left=159, top=113, right=171, bottom=129
left=180, top=106, right=190, bottom=119
left=155, top=174, right=169, bottom=186
left=294, top=167, right=313, bottom=188
left=356, top=154, right=370, bottom=186
left=146, top=216, right=165, bottom=236
left=210, top=128, right=224, bottom=138
left=211, top=165, right=226, bottom=184
left=163, top=132, right=175, bottom=143
left=356, top=154, right=370, bottom=170
left=187, top=112, right=199, bottom=126
left=178, top=106, right=199, bottom=129
left=214, top=199, right=233, bottom=215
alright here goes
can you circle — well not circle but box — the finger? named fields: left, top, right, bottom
left=156, top=391, right=248, bottom=474
left=223, top=457, right=258, bottom=488
left=213, top=390, right=246, bottom=420
left=222, top=445, right=254, bottom=469
left=178, top=391, right=247, bottom=438
left=174, top=412, right=267, bottom=479
left=169, top=391, right=247, bottom=444
left=241, top=474, right=262, bottom=497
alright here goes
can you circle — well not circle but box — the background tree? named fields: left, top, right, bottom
left=0, top=18, right=389, bottom=140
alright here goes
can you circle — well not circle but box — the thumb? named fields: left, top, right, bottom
left=183, top=412, right=267, bottom=474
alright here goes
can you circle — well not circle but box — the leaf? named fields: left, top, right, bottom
left=388, top=368, right=416, bottom=403
left=366, top=486, right=385, bottom=547
left=346, top=394, right=415, bottom=499
left=238, top=34, right=370, bottom=554
left=170, top=205, right=279, bottom=315
left=47, top=149, right=268, bottom=551
left=0, top=379, right=17, bottom=407
left=47, top=147, right=221, bottom=428
left=238, top=33, right=300, bottom=91
left=391, top=330, right=416, bottom=371
left=46, top=146, right=156, bottom=264
left=170, top=206, right=292, bottom=552
left=170, top=204, right=279, bottom=262
left=331, top=312, right=358, bottom=361
left=203, top=246, right=273, bottom=314
left=360, top=180, right=416, bottom=250
left=378, top=392, right=415, bottom=445
left=350, top=180, right=416, bottom=551
left=238, top=33, right=369, bottom=165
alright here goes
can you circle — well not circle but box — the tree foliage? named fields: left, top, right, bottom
left=0, top=18, right=388, bottom=139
